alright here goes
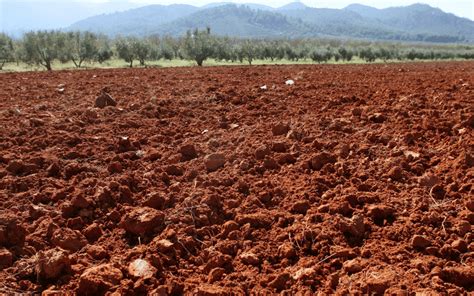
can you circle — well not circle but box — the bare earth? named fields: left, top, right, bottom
left=0, top=62, right=473, bottom=294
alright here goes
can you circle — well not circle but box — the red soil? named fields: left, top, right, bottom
left=0, top=62, right=473, bottom=295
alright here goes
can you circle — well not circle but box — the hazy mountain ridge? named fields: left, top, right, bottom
left=67, top=2, right=474, bottom=42
left=2, top=1, right=473, bottom=43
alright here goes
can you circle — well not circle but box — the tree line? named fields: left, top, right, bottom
left=1, top=29, right=473, bottom=71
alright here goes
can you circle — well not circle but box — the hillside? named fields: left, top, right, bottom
left=63, top=2, right=474, bottom=42
left=0, top=1, right=140, bottom=37
left=69, top=4, right=199, bottom=37
left=150, top=5, right=314, bottom=38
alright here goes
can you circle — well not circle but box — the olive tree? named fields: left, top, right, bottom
left=183, top=27, right=215, bottom=66
left=240, top=39, right=258, bottom=65
left=65, top=31, right=99, bottom=68
left=115, top=37, right=136, bottom=67
left=133, top=39, right=151, bottom=66
left=0, top=33, right=14, bottom=70
left=22, top=31, right=66, bottom=71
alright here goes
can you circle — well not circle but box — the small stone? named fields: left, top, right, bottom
left=84, top=223, right=103, bottom=242
left=51, top=228, right=88, bottom=252
left=418, top=173, right=440, bottom=188
left=290, top=200, right=310, bottom=214
left=272, top=142, right=287, bottom=153
left=220, top=221, right=240, bottom=238
left=70, top=194, right=89, bottom=209
left=411, top=235, right=431, bottom=249
left=255, top=145, right=270, bottom=160
left=107, top=162, right=123, bottom=174
left=310, top=152, right=337, bottom=171
left=368, top=113, right=386, bottom=123
left=204, top=154, right=225, bottom=172
left=263, top=157, right=279, bottom=170
left=78, top=264, right=123, bottom=295
left=46, top=162, right=61, bottom=177
left=208, top=267, right=225, bottom=283
left=456, top=221, right=471, bottom=236
left=278, top=243, right=296, bottom=259
left=87, top=245, right=109, bottom=260
left=387, top=166, right=403, bottom=181
left=117, top=136, right=135, bottom=153
left=440, top=266, right=474, bottom=289
left=0, top=248, right=13, bottom=269
left=145, top=148, right=162, bottom=161
left=292, top=268, right=315, bottom=280
left=165, top=165, right=184, bottom=176
left=268, top=272, right=290, bottom=291
left=6, top=160, right=26, bottom=175
left=235, top=213, right=272, bottom=229
left=35, top=248, right=70, bottom=280
left=179, top=144, right=198, bottom=161
left=352, top=108, right=362, bottom=116
left=154, top=239, right=174, bottom=253
left=451, top=239, right=468, bottom=253
left=365, top=272, right=392, bottom=294
left=466, top=200, right=474, bottom=212
left=272, top=123, right=289, bottom=136
left=338, top=215, right=365, bottom=238
left=120, top=207, right=165, bottom=236
left=343, top=258, right=364, bottom=274
left=128, top=259, right=157, bottom=279
left=29, top=118, right=45, bottom=127
left=95, top=91, right=117, bottom=108
left=367, top=205, right=395, bottom=223
left=239, top=252, right=260, bottom=266
left=194, top=284, right=227, bottom=296
left=430, top=184, right=446, bottom=199
left=0, top=213, right=26, bottom=247
left=143, top=192, right=166, bottom=210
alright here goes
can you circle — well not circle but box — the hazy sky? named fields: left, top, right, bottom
left=0, top=0, right=473, bottom=20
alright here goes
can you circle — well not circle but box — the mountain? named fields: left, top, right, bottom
left=345, top=3, right=474, bottom=41
left=69, top=4, right=199, bottom=37
left=4, top=1, right=473, bottom=43
left=149, top=5, right=314, bottom=38
left=0, top=1, right=141, bottom=37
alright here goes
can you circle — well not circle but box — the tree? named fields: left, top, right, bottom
left=338, top=47, right=354, bottom=62
left=183, top=27, right=215, bottom=66
left=213, top=37, right=233, bottom=62
left=115, top=37, right=136, bottom=67
left=133, top=39, right=151, bottom=66
left=22, top=31, right=66, bottom=71
left=95, top=35, right=113, bottom=64
left=310, top=48, right=332, bottom=63
left=163, top=36, right=181, bottom=59
left=65, top=31, right=99, bottom=68
left=0, top=33, right=14, bottom=70
left=240, top=40, right=258, bottom=65
left=359, top=47, right=376, bottom=62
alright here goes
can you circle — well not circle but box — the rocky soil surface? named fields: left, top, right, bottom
left=0, top=62, right=473, bottom=294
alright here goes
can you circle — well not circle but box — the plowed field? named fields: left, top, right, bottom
left=0, top=62, right=473, bottom=295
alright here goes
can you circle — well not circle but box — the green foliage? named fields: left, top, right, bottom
left=65, top=31, right=99, bottom=67
left=22, top=30, right=67, bottom=71
left=310, top=48, right=332, bottom=63
left=3, top=29, right=474, bottom=71
left=359, top=47, right=376, bottom=62
left=239, top=40, right=259, bottom=65
left=183, top=27, right=215, bottom=66
left=0, top=33, right=15, bottom=70
left=115, top=37, right=138, bottom=67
